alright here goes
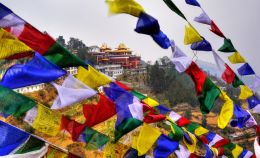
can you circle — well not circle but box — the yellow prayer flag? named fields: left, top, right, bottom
left=183, top=130, right=197, bottom=153
left=32, top=104, right=62, bottom=136
left=232, top=145, right=243, bottom=158
left=217, top=91, right=234, bottom=129
left=239, top=85, right=253, bottom=100
left=194, top=126, right=208, bottom=136
left=0, top=28, right=33, bottom=59
left=76, top=66, right=112, bottom=89
left=103, top=142, right=116, bottom=158
left=106, top=0, right=145, bottom=17
left=137, top=124, right=161, bottom=156
left=228, top=52, right=246, bottom=64
left=132, top=135, right=138, bottom=150
left=142, top=97, right=159, bottom=107
left=211, top=147, right=218, bottom=157
left=184, top=24, right=203, bottom=45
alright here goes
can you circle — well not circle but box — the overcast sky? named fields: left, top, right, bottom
left=1, top=0, right=260, bottom=74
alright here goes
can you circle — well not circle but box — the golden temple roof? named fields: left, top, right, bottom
left=100, top=43, right=112, bottom=51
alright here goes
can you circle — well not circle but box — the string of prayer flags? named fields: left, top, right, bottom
left=210, top=21, right=225, bottom=38
left=185, top=61, right=206, bottom=95
left=76, top=65, right=112, bottom=89
left=80, top=127, right=109, bottom=150
left=239, top=85, right=253, bottom=100
left=32, top=104, right=62, bottom=136
left=1, top=52, right=67, bottom=89
left=174, top=144, right=190, bottom=158
left=51, top=75, right=97, bottom=109
left=170, top=43, right=192, bottom=73
left=0, top=3, right=25, bottom=27
left=83, top=94, right=116, bottom=127
left=153, top=134, right=179, bottom=158
left=228, top=52, right=246, bottom=64
left=194, top=11, right=211, bottom=25
left=0, top=28, right=33, bottom=59
left=106, top=0, right=144, bottom=17
left=44, top=42, right=87, bottom=68
left=162, top=0, right=187, bottom=20
left=247, top=96, right=260, bottom=113
left=198, top=77, right=220, bottom=114
left=217, top=91, right=234, bottom=129
left=185, top=0, right=201, bottom=7
left=135, top=12, right=171, bottom=49
left=218, top=38, right=236, bottom=52
left=0, top=120, right=30, bottom=156
left=238, top=63, right=255, bottom=76
left=184, top=24, right=203, bottom=45
left=190, top=37, right=212, bottom=51
left=0, top=85, right=36, bottom=118
left=136, top=124, right=161, bottom=156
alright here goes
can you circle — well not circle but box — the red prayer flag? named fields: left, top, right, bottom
left=143, top=113, right=166, bottom=123
left=83, top=94, right=116, bottom=127
left=213, top=138, right=229, bottom=148
left=221, top=64, right=235, bottom=84
left=185, top=62, right=207, bottom=95
left=176, top=117, right=191, bottom=127
left=210, top=21, right=225, bottom=38
left=217, top=147, right=225, bottom=156
left=199, top=135, right=208, bottom=144
left=115, top=80, right=132, bottom=91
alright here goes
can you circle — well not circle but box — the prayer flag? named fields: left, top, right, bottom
left=1, top=52, right=66, bottom=89
left=194, top=11, right=211, bottom=25
left=191, top=37, right=212, bottom=51
left=238, top=63, right=255, bottom=76
left=218, top=38, right=236, bottom=52
left=76, top=65, right=112, bottom=89
left=0, top=120, right=29, bottom=156
left=52, top=75, right=97, bottom=109
left=162, top=0, right=187, bottom=20
left=106, top=0, right=144, bottom=17
left=170, top=43, right=192, bottom=73
left=218, top=91, right=234, bottom=129
left=32, top=104, right=62, bottom=136
left=153, top=134, right=179, bottom=158
left=184, top=24, right=203, bottom=45
left=0, top=85, right=36, bottom=118
left=198, top=77, right=220, bottom=114
left=228, top=52, right=246, bottom=64
left=185, top=0, right=200, bottom=7
left=239, top=85, right=253, bottom=100
left=0, top=28, right=33, bottom=59
left=210, top=21, right=225, bottom=38
left=136, top=124, right=161, bottom=156
left=135, top=12, right=171, bottom=49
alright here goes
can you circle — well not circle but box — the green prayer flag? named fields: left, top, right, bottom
left=15, top=136, right=45, bottom=154
left=0, top=86, right=36, bottom=117
left=232, top=75, right=244, bottom=88
left=83, top=127, right=109, bottom=150
left=185, top=122, right=200, bottom=133
left=168, top=122, right=184, bottom=141
left=198, top=78, right=220, bottom=114
left=163, top=0, right=187, bottom=20
left=114, top=118, right=142, bottom=142
left=223, top=143, right=236, bottom=157
left=44, top=42, right=86, bottom=68
left=130, top=90, right=147, bottom=100
left=218, top=38, right=237, bottom=52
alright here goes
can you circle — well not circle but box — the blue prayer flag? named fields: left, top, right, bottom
left=1, top=52, right=67, bottom=89
left=185, top=0, right=201, bottom=7
left=234, top=104, right=250, bottom=128
left=247, top=95, right=260, bottom=109
left=153, top=134, right=179, bottom=158
left=0, top=121, right=29, bottom=156
left=237, top=63, right=255, bottom=76
left=191, top=37, right=212, bottom=51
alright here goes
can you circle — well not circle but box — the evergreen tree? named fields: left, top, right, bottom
left=56, top=36, right=66, bottom=47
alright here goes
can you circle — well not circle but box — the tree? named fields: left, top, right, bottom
left=67, top=37, right=86, bottom=50
left=56, top=36, right=66, bottom=47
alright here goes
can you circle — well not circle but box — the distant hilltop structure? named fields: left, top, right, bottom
left=90, top=43, right=146, bottom=78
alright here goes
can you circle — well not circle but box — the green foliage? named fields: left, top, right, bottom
left=56, top=36, right=66, bottom=47
left=146, top=57, right=199, bottom=107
